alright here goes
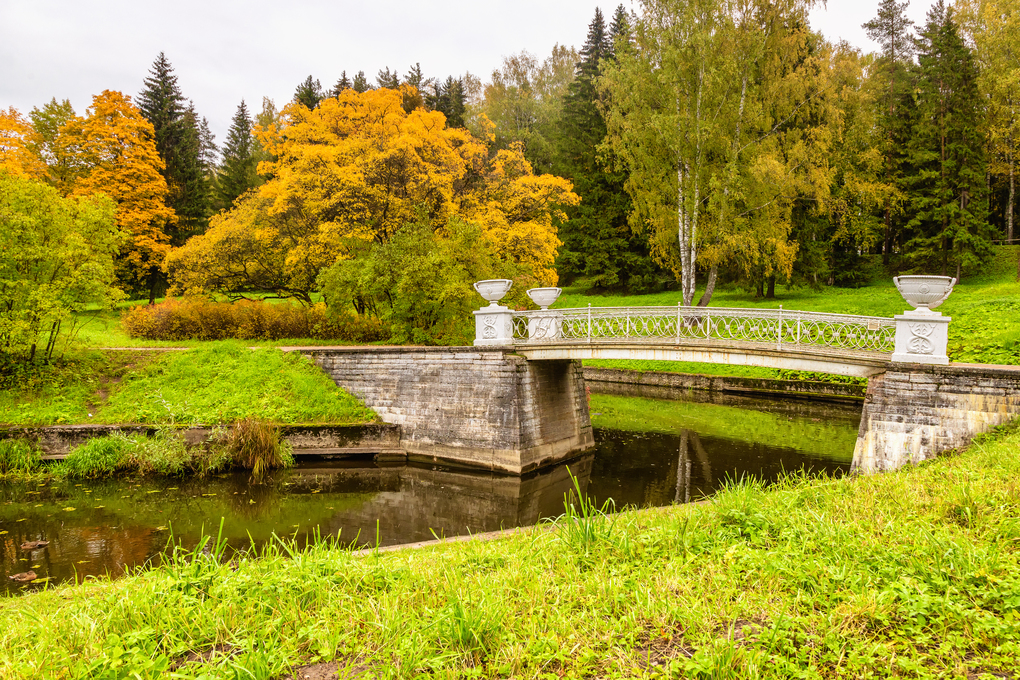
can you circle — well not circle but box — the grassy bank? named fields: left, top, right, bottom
left=0, top=342, right=375, bottom=427
left=2, top=423, right=1019, bottom=677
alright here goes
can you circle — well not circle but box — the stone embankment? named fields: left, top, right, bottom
left=0, top=424, right=402, bottom=460
left=582, top=367, right=865, bottom=403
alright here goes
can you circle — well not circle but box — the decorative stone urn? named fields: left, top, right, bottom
left=526, top=287, right=562, bottom=310
left=474, top=279, right=513, bottom=307
left=525, top=288, right=563, bottom=341
left=893, top=275, right=956, bottom=313
left=473, top=279, right=514, bottom=346
left=891, top=276, right=956, bottom=365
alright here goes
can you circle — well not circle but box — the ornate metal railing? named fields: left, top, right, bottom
left=511, top=305, right=896, bottom=354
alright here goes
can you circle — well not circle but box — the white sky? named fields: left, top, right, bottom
left=1, top=0, right=936, bottom=148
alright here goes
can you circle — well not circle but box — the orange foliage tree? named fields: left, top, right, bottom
left=168, top=87, right=577, bottom=304
left=59, top=91, right=176, bottom=301
left=0, top=107, right=49, bottom=180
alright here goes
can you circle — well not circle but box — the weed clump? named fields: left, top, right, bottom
left=0, top=439, right=42, bottom=475
left=225, top=418, right=294, bottom=479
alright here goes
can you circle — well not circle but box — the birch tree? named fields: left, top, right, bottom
left=600, top=0, right=824, bottom=305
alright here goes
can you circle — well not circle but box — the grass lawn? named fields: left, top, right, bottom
left=2, top=422, right=1019, bottom=677
left=0, top=342, right=376, bottom=426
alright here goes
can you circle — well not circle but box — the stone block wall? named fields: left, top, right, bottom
left=298, top=347, right=594, bottom=474
left=852, top=363, right=1020, bottom=472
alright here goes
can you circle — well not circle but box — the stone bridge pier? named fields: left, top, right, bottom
left=295, top=347, right=594, bottom=474
left=852, top=363, right=1020, bottom=473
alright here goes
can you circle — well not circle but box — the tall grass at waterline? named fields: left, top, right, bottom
left=4, top=421, right=1020, bottom=677
left=0, top=439, right=42, bottom=475
left=53, top=423, right=292, bottom=480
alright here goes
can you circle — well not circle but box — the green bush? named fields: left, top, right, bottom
left=0, top=439, right=42, bottom=474
left=120, top=299, right=388, bottom=342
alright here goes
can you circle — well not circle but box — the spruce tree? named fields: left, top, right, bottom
left=352, top=71, right=371, bottom=93
left=552, top=7, right=659, bottom=292
left=294, top=76, right=323, bottom=109
left=217, top=100, right=261, bottom=209
left=863, top=0, right=916, bottom=263
left=331, top=71, right=352, bottom=97
left=376, top=67, right=400, bottom=89
left=427, top=77, right=466, bottom=127
left=137, top=53, right=210, bottom=245
left=900, top=0, right=991, bottom=277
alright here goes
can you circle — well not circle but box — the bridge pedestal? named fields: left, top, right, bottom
left=891, top=310, right=950, bottom=365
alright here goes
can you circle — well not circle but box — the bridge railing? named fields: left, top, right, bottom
left=511, top=306, right=897, bottom=354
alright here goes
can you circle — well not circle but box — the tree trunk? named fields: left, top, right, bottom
left=148, top=268, right=159, bottom=306
left=766, top=275, right=776, bottom=299
left=1009, top=133, right=1015, bottom=242
left=696, top=264, right=717, bottom=307
left=755, top=279, right=764, bottom=299
left=883, top=206, right=891, bottom=266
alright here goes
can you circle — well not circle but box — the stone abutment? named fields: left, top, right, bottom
left=294, top=347, right=594, bottom=474
left=852, top=363, right=1020, bottom=472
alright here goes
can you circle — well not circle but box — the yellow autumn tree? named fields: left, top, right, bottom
left=59, top=91, right=175, bottom=301
left=168, top=86, right=576, bottom=304
left=0, top=107, right=48, bottom=180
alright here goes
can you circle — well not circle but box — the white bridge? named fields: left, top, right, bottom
left=473, top=300, right=950, bottom=378
left=509, top=305, right=896, bottom=378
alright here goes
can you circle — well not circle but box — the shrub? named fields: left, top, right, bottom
left=121, top=299, right=388, bottom=343
left=0, top=439, right=42, bottom=474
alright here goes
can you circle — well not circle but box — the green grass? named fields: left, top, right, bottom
left=2, top=421, right=1020, bottom=677
left=590, top=394, right=858, bottom=461
left=0, top=343, right=376, bottom=426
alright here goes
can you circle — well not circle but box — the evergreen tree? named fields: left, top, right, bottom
left=401, top=63, right=428, bottom=112
left=376, top=67, right=400, bottom=89
left=137, top=52, right=210, bottom=250
left=352, top=71, right=371, bottom=93
left=900, top=0, right=991, bottom=277
left=427, top=77, right=467, bottom=127
left=294, top=76, right=323, bottom=109
left=553, top=7, right=661, bottom=292
left=331, top=71, right=352, bottom=97
left=217, top=100, right=261, bottom=209
left=864, top=0, right=916, bottom=263
left=609, top=4, right=630, bottom=47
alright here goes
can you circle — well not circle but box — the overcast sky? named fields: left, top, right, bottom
left=1, top=0, right=937, bottom=148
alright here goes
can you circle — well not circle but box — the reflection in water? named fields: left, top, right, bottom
left=2, top=391, right=861, bottom=595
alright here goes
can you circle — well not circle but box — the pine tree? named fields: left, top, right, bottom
left=900, top=0, right=991, bottom=277
left=217, top=100, right=261, bottom=209
left=864, top=0, right=916, bottom=263
left=294, top=76, right=323, bottom=109
left=352, top=71, right=371, bottom=93
left=553, top=7, right=660, bottom=292
left=137, top=52, right=210, bottom=248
